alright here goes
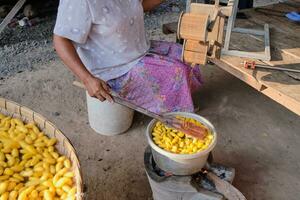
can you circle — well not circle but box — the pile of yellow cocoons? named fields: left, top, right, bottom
left=152, top=117, right=214, bottom=154
left=0, top=113, right=76, bottom=200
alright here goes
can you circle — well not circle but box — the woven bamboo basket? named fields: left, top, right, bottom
left=0, top=97, right=83, bottom=199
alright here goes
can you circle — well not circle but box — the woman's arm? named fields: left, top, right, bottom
left=53, top=34, right=113, bottom=102
left=142, top=0, right=163, bottom=12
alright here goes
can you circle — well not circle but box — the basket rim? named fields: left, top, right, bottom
left=0, top=97, right=84, bottom=199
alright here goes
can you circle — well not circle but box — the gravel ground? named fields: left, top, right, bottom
left=0, top=0, right=186, bottom=79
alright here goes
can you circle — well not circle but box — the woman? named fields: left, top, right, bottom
left=53, top=0, right=202, bottom=114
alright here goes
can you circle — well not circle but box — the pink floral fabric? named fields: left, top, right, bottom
left=108, top=41, right=203, bottom=114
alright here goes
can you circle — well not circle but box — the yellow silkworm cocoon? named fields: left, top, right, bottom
left=152, top=117, right=214, bottom=154
left=7, top=182, right=17, bottom=192
left=9, top=190, right=18, bottom=200
left=3, top=168, right=13, bottom=176
left=0, top=176, right=9, bottom=181
left=0, top=192, right=9, bottom=200
left=0, top=114, right=76, bottom=199
left=0, top=181, right=8, bottom=195
left=63, top=159, right=71, bottom=169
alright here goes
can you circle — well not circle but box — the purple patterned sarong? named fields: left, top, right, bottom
left=107, top=41, right=203, bottom=114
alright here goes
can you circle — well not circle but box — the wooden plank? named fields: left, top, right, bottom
left=20, top=106, right=34, bottom=122
left=210, top=57, right=264, bottom=91
left=6, top=101, right=20, bottom=115
left=264, top=24, right=271, bottom=61
left=253, top=0, right=280, bottom=7
left=216, top=16, right=225, bottom=58
left=207, top=16, right=225, bottom=58
left=190, top=3, right=233, bottom=17
left=45, top=121, right=56, bottom=135
left=0, top=98, right=6, bottom=109
left=33, top=112, right=46, bottom=130
left=221, top=51, right=300, bottom=95
left=190, top=3, right=216, bottom=16
left=261, top=86, right=300, bottom=116
left=211, top=41, right=300, bottom=115
left=211, top=56, right=300, bottom=116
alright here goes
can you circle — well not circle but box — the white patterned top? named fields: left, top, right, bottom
left=54, top=0, right=149, bottom=81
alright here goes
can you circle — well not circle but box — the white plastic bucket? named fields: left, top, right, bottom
left=86, top=92, right=134, bottom=136
left=146, top=112, right=217, bottom=175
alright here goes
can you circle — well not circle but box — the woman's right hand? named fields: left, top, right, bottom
left=83, top=75, right=113, bottom=102
left=53, top=35, right=113, bottom=102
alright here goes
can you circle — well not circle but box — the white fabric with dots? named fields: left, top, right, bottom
left=54, top=0, right=149, bottom=81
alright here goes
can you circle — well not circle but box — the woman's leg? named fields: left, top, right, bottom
left=149, top=40, right=203, bottom=93
left=108, top=41, right=202, bottom=114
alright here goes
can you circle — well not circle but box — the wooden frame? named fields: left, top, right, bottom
left=180, top=2, right=300, bottom=116
left=222, top=0, right=271, bottom=61
left=178, top=0, right=231, bottom=65
left=210, top=57, right=300, bottom=116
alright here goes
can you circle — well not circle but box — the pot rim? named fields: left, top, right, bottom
left=146, top=112, right=217, bottom=160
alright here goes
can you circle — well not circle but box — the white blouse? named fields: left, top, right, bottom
left=54, top=0, right=149, bottom=81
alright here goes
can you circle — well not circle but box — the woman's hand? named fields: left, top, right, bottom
left=83, top=75, right=113, bottom=102
left=53, top=35, right=113, bottom=103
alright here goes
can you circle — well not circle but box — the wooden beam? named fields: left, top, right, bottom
left=0, top=0, right=26, bottom=34
left=210, top=57, right=300, bottom=116
left=190, top=3, right=233, bottom=17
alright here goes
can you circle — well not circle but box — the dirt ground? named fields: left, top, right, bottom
left=1, top=2, right=300, bottom=200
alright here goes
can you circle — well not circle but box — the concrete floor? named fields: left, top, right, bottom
left=0, top=58, right=299, bottom=200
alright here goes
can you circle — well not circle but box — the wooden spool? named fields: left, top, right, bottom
left=178, top=12, right=210, bottom=65
left=178, top=0, right=229, bottom=65
left=177, top=12, right=209, bottom=42
left=0, top=97, right=84, bottom=199
left=182, top=40, right=208, bottom=65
